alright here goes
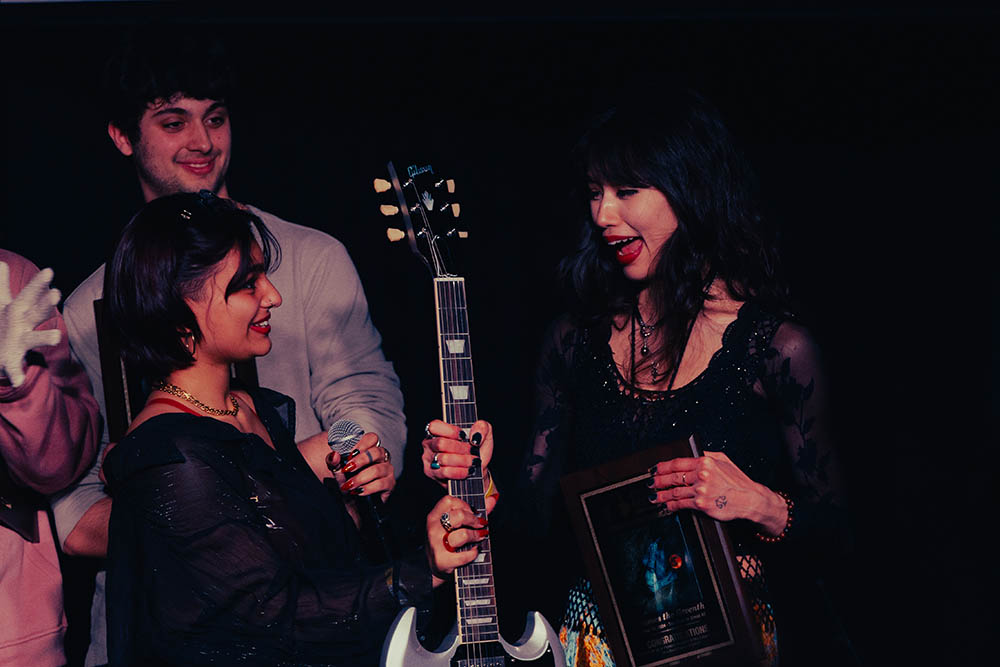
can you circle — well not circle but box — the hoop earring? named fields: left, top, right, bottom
left=182, top=333, right=196, bottom=356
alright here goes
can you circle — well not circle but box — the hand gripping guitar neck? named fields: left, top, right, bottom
left=376, top=162, right=563, bottom=666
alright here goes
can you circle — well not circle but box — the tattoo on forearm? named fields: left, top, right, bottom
left=715, top=495, right=728, bottom=509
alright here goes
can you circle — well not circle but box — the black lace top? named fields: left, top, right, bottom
left=515, top=301, right=849, bottom=628
left=104, top=388, right=432, bottom=667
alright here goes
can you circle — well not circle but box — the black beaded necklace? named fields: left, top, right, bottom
left=628, top=301, right=697, bottom=392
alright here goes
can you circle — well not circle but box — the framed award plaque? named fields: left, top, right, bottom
left=560, top=437, right=764, bottom=666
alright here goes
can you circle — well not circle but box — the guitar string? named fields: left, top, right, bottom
left=451, top=280, right=476, bottom=659
left=452, top=280, right=483, bottom=660
left=444, top=279, right=492, bottom=656
left=441, top=281, right=470, bottom=650
left=441, top=278, right=501, bottom=660
left=454, top=280, right=482, bottom=656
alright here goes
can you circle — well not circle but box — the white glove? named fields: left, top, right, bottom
left=0, top=261, right=62, bottom=388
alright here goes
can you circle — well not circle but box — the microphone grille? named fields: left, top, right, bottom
left=327, top=419, right=365, bottom=454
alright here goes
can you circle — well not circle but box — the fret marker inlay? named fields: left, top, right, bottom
left=448, top=385, right=470, bottom=401
left=466, top=617, right=495, bottom=625
left=462, top=577, right=489, bottom=586
left=445, top=339, right=466, bottom=354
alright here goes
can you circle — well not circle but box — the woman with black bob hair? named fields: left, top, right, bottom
left=103, top=191, right=490, bottom=666
left=423, top=90, right=851, bottom=666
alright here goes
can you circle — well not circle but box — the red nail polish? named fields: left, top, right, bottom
left=341, top=479, right=355, bottom=492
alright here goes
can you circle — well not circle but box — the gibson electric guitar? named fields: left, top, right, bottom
left=375, top=162, right=563, bottom=667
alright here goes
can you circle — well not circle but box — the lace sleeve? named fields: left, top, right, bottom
left=521, top=318, right=579, bottom=534
left=758, top=322, right=851, bottom=555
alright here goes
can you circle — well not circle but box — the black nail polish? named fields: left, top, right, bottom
left=469, top=465, right=479, bottom=475
left=648, top=465, right=658, bottom=474
left=459, top=430, right=468, bottom=441
left=472, top=456, right=481, bottom=466
left=469, top=445, right=480, bottom=457
left=648, top=492, right=658, bottom=502
left=471, top=432, right=483, bottom=445
left=646, top=478, right=655, bottom=488
left=349, top=449, right=360, bottom=459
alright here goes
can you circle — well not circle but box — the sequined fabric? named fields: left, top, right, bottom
left=559, top=579, right=616, bottom=667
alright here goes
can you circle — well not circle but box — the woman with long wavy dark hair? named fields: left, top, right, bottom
left=424, top=89, right=851, bottom=666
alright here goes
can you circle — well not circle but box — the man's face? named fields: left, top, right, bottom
left=109, top=95, right=231, bottom=202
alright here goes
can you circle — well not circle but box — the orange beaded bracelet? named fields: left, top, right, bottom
left=756, top=490, right=794, bottom=543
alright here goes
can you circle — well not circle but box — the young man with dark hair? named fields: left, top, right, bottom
left=51, top=26, right=407, bottom=665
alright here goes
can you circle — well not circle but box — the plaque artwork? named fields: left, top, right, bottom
left=560, top=437, right=763, bottom=666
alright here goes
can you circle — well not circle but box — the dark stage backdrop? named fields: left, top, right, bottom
left=2, top=5, right=994, bottom=666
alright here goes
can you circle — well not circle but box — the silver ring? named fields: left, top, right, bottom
left=382, top=448, right=391, bottom=463
left=440, top=512, right=454, bottom=532
left=682, top=472, right=687, bottom=485
left=424, top=422, right=433, bottom=439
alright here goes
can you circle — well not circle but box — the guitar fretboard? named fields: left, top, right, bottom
left=434, top=277, right=497, bottom=644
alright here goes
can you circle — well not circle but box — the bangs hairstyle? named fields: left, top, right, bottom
left=559, top=88, right=787, bottom=386
left=562, top=88, right=787, bottom=320
left=107, top=191, right=280, bottom=382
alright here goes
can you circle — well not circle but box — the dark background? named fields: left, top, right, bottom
left=3, top=3, right=995, bottom=665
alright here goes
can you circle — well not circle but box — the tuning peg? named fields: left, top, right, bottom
left=434, top=179, right=456, bottom=194
left=386, top=228, right=405, bottom=242
left=379, top=204, right=399, bottom=216
left=373, top=178, right=392, bottom=193
left=438, top=202, right=461, bottom=217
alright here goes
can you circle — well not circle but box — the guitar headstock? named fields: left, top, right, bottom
left=374, top=161, right=467, bottom=278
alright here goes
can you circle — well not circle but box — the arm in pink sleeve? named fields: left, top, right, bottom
left=0, top=250, right=100, bottom=494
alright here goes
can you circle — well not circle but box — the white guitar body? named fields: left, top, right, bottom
left=374, top=162, right=565, bottom=667
left=381, top=607, right=563, bottom=666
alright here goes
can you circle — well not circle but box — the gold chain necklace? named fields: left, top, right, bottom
left=152, top=381, right=239, bottom=417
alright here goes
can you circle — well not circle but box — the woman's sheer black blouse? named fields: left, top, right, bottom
left=510, top=302, right=851, bottom=622
left=104, top=388, right=431, bottom=667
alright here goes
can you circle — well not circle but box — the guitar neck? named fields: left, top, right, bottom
left=433, top=276, right=498, bottom=644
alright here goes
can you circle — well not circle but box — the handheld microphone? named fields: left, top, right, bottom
left=327, top=419, right=389, bottom=531
left=327, top=419, right=366, bottom=457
